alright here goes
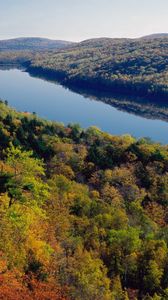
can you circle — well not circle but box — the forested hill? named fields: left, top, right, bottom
left=27, top=36, right=168, bottom=100
left=2, top=100, right=168, bottom=298
left=0, top=37, right=74, bottom=51
left=0, top=36, right=168, bottom=100
left=141, top=33, right=168, bottom=39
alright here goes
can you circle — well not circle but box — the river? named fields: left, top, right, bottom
left=0, top=67, right=168, bottom=144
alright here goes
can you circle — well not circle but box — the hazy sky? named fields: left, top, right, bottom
left=0, top=0, right=168, bottom=41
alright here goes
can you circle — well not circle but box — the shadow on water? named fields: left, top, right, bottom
left=1, top=66, right=168, bottom=144
left=26, top=68, right=168, bottom=123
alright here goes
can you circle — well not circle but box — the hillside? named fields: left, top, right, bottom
left=1, top=100, right=168, bottom=298
left=141, top=33, right=168, bottom=39
left=27, top=37, right=168, bottom=100
left=0, top=37, right=74, bottom=51
left=0, top=36, right=168, bottom=100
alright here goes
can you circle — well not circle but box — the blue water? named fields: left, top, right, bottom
left=0, top=68, right=168, bottom=144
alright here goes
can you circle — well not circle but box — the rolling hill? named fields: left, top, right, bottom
left=0, top=37, right=75, bottom=51
left=0, top=35, right=168, bottom=100
left=27, top=36, right=168, bottom=100
left=141, top=33, right=168, bottom=39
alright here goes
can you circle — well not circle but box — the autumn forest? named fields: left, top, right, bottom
left=0, top=99, right=168, bottom=299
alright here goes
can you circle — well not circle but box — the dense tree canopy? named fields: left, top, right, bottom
left=0, top=37, right=168, bottom=100
left=1, top=100, right=168, bottom=298
left=28, top=37, right=168, bottom=100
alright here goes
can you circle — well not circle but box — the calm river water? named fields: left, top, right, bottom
left=0, top=68, right=168, bottom=143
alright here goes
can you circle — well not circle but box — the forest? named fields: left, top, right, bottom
left=27, top=37, right=168, bottom=100
left=1, top=100, right=168, bottom=299
left=0, top=36, right=168, bottom=100
left=0, top=37, right=74, bottom=51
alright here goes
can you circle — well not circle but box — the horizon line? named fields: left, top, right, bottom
left=0, top=32, right=168, bottom=43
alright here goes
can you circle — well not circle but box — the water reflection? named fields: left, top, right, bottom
left=0, top=67, right=168, bottom=144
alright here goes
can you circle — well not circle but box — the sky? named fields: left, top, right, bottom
left=0, top=0, right=168, bottom=41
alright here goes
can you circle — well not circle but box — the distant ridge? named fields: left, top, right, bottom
left=0, top=34, right=168, bottom=101
left=0, top=37, right=75, bottom=51
left=78, top=37, right=130, bottom=47
left=141, top=33, right=168, bottom=39
left=1, top=34, right=168, bottom=52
